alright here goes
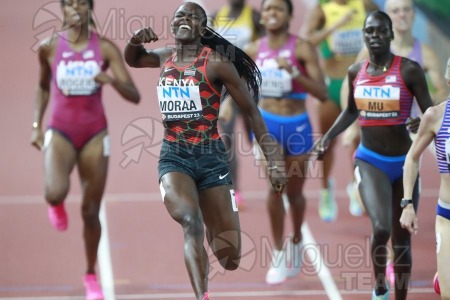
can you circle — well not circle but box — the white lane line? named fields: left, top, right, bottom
left=282, top=193, right=341, bottom=299
left=0, top=288, right=436, bottom=299
left=302, top=223, right=343, bottom=300
left=98, top=202, right=116, bottom=300
left=115, top=288, right=436, bottom=299
left=0, top=188, right=440, bottom=204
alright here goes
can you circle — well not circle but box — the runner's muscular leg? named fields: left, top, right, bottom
left=44, top=130, right=77, bottom=205
left=160, top=172, right=208, bottom=299
left=436, top=215, right=450, bottom=299
left=199, top=184, right=241, bottom=270
left=285, top=154, right=308, bottom=244
left=355, top=160, right=392, bottom=294
left=253, top=141, right=287, bottom=250
left=77, top=130, right=108, bottom=274
left=390, top=178, right=419, bottom=299
left=267, top=178, right=287, bottom=250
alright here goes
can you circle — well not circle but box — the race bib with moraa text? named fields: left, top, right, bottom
left=157, top=85, right=203, bottom=121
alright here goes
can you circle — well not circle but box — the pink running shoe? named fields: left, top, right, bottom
left=48, top=203, right=68, bottom=231
left=433, top=272, right=441, bottom=295
left=83, top=274, right=104, bottom=300
left=202, top=291, right=209, bottom=300
left=385, top=261, right=395, bottom=287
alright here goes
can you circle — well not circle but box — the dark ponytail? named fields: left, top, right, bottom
left=200, top=27, right=261, bottom=102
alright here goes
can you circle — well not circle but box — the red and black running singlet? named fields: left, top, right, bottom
left=157, top=47, right=222, bottom=145
left=353, top=55, right=414, bottom=127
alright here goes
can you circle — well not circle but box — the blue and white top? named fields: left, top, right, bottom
left=435, top=100, right=450, bottom=173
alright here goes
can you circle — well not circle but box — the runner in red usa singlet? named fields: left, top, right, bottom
left=354, top=55, right=413, bottom=126
left=313, top=11, right=433, bottom=299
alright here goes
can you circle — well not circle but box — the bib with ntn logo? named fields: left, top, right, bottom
left=255, top=35, right=308, bottom=100
left=354, top=85, right=400, bottom=119
left=213, top=4, right=257, bottom=49
left=258, top=59, right=292, bottom=98
left=321, top=0, right=365, bottom=57
left=158, top=47, right=222, bottom=144
left=330, top=29, right=363, bottom=56
left=53, top=31, right=103, bottom=96
left=49, top=31, right=106, bottom=128
left=157, top=85, right=202, bottom=121
left=56, top=58, right=101, bottom=96
left=353, top=56, right=414, bottom=126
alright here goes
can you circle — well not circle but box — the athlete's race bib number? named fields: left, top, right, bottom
left=331, top=29, right=363, bottom=56
left=56, top=60, right=101, bottom=96
left=157, top=85, right=203, bottom=121
left=260, top=68, right=292, bottom=98
left=354, top=85, right=400, bottom=120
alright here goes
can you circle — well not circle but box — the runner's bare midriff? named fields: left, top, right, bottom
left=259, top=98, right=306, bottom=115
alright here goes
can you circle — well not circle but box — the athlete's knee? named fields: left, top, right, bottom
left=81, top=201, right=101, bottom=227
left=168, top=205, right=193, bottom=224
left=45, top=184, right=69, bottom=205
left=373, top=223, right=391, bottom=244
left=392, top=241, right=412, bottom=264
left=171, top=208, right=204, bottom=238
left=286, top=191, right=304, bottom=206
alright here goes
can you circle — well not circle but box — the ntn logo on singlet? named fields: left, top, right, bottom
left=260, top=70, right=292, bottom=97
left=258, top=60, right=292, bottom=97
left=161, top=86, right=192, bottom=99
left=157, top=85, right=203, bottom=121
left=355, top=85, right=400, bottom=99
left=57, top=60, right=100, bottom=77
left=279, top=49, right=292, bottom=58
left=261, top=68, right=289, bottom=79
left=56, top=60, right=101, bottom=95
left=331, top=29, right=363, bottom=55
left=354, top=85, right=400, bottom=112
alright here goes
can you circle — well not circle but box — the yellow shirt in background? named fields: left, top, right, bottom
left=213, top=4, right=257, bottom=49
left=322, top=0, right=366, bottom=58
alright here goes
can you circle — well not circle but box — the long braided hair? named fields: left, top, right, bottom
left=186, top=2, right=262, bottom=102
